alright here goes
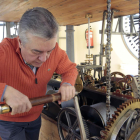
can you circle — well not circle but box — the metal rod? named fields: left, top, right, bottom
left=15, top=23, right=16, bottom=35
left=130, top=15, right=133, bottom=34
left=100, top=11, right=107, bottom=65
left=110, top=10, right=114, bottom=41
left=115, top=18, right=119, bottom=32
left=88, top=17, right=90, bottom=56
left=3, top=23, right=4, bottom=40
left=119, top=17, right=123, bottom=33
left=106, top=0, right=112, bottom=124
left=131, top=15, right=137, bottom=34
left=6, top=22, right=11, bottom=38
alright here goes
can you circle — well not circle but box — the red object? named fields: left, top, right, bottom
left=85, top=28, right=94, bottom=48
left=0, top=37, right=78, bottom=122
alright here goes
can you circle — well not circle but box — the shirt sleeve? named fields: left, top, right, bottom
left=0, top=83, right=7, bottom=103
left=0, top=44, right=7, bottom=103
left=1, top=85, right=7, bottom=102
left=55, top=48, right=78, bottom=86
left=62, top=82, right=72, bottom=86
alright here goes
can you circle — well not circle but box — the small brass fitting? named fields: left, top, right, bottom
left=0, top=104, right=10, bottom=114
left=85, top=13, right=93, bottom=18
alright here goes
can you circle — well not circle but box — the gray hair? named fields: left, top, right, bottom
left=18, top=7, right=58, bottom=44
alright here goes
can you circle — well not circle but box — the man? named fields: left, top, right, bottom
left=0, top=7, right=78, bottom=140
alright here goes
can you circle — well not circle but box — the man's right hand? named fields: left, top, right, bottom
left=4, top=86, right=32, bottom=115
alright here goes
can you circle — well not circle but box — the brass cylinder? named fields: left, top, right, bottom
left=0, top=105, right=11, bottom=114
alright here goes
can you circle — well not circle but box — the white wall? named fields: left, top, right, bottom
left=58, top=26, right=66, bottom=51
left=58, top=19, right=138, bottom=76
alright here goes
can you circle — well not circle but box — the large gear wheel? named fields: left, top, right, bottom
left=118, top=108, right=140, bottom=139
left=57, top=107, right=90, bottom=140
left=101, top=99, right=140, bottom=140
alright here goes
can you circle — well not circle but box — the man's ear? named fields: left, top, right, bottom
left=18, top=38, right=23, bottom=48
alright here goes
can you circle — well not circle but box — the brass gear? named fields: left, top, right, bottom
left=116, top=75, right=133, bottom=92
left=84, top=74, right=95, bottom=86
left=101, top=99, right=140, bottom=140
left=111, top=72, right=133, bottom=91
left=75, top=75, right=83, bottom=93
left=111, top=71, right=125, bottom=79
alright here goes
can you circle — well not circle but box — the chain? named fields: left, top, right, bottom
left=106, top=0, right=112, bottom=123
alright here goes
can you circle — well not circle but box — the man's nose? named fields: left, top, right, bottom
left=38, top=53, right=49, bottom=62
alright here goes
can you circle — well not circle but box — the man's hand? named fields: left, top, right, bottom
left=58, top=84, right=75, bottom=104
left=4, top=86, right=32, bottom=115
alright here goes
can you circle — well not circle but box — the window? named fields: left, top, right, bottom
left=122, top=14, right=139, bottom=58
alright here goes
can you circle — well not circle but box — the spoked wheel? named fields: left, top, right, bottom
left=57, top=107, right=89, bottom=140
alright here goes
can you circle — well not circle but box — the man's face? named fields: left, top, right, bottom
left=19, top=33, right=57, bottom=67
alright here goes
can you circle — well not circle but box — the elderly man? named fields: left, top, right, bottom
left=0, top=7, right=78, bottom=140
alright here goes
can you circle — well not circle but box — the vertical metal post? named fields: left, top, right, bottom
left=110, top=10, right=114, bottom=41
left=106, top=0, right=112, bottom=124
left=6, top=22, right=11, bottom=38
left=88, top=17, right=90, bottom=56
left=119, top=17, right=123, bottom=33
left=3, top=23, right=5, bottom=39
left=65, top=25, right=75, bottom=62
left=93, top=55, right=96, bottom=65
left=100, top=11, right=107, bottom=65
left=15, top=23, right=16, bottom=35
left=130, top=15, right=133, bottom=34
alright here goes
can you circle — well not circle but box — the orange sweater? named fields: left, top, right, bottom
left=0, top=37, right=78, bottom=122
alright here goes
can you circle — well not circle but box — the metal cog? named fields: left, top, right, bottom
left=100, top=99, right=140, bottom=140
left=118, top=108, right=140, bottom=139
left=57, top=107, right=90, bottom=140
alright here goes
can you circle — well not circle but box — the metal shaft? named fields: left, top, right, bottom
left=100, top=11, right=107, bottom=65
left=110, top=10, right=114, bottom=41
left=88, top=17, right=90, bottom=56
left=106, top=0, right=112, bottom=123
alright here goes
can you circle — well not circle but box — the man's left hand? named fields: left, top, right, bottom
left=58, top=84, right=75, bottom=104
